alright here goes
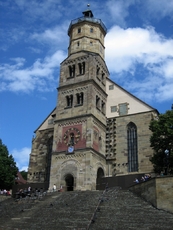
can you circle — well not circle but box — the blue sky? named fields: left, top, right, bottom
left=0, top=0, right=173, bottom=171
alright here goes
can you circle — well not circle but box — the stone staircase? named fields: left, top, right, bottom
left=0, top=188, right=173, bottom=230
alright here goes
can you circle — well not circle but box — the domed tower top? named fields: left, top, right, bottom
left=68, top=5, right=107, bottom=59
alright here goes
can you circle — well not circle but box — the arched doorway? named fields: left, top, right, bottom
left=65, top=174, right=74, bottom=191
left=97, top=167, right=104, bottom=179
left=96, top=167, right=105, bottom=190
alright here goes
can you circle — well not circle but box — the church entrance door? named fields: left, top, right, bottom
left=97, top=167, right=104, bottom=179
left=96, top=168, right=104, bottom=190
left=65, top=174, right=74, bottom=191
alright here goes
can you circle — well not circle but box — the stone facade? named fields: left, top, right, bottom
left=27, top=8, right=158, bottom=191
left=114, top=112, right=154, bottom=175
left=130, top=176, right=173, bottom=214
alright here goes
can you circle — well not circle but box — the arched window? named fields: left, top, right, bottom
left=101, top=71, right=105, bottom=84
left=127, top=122, right=138, bottom=172
left=96, top=95, right=100, bottom=110
left=96, top=65, right=100, bottom=75
left=66, top=95, right=73, bottom=107
left=101, top=100, right=105, bottom=115
left=69, top=65, right=75, bottom=78
left=78, top=62, right=85, bottom=75
left=76, top=92, right=83, bottom=105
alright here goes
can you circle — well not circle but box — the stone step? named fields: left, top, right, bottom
left=0, top=189, right=173, bottom=230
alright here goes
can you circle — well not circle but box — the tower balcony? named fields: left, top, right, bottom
left=68, top=16, right=107, bottom=36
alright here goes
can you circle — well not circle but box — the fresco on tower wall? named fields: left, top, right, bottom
left=56, top=124, right=86, bottom=152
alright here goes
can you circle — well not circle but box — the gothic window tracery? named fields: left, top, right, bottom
left=127, top=122, right=138, bottom=172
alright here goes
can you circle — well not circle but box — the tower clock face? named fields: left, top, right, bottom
left=68, top=145, right=74, bottom=153
left=63, top=127, right=81, bottom=146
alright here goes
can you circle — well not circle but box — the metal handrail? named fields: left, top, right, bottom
left=68, top=16, right=107, bottom=34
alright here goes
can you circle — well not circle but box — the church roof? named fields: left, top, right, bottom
left=107, top=77, right=159, bottom=113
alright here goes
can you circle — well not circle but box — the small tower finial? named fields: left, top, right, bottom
left=87, top=4, right=90, bottom=7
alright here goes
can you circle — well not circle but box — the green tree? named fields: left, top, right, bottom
left=149, top=107, right=173, bottom=174
left=0, top=139, right=18, bottom=189
left=20, top=170, right=27, bottom=180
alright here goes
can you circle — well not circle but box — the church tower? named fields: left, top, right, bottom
left=50, top=6, right=109, bottom=190
left=27, top=5, right=157, bottom=190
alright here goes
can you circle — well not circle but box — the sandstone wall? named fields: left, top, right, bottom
left=129, top=176, right=173, bottom=213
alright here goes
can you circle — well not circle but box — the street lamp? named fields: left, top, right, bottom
left=164, top=149, right=169, bottom=175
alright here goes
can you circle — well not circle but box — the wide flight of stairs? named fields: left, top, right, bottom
left=0, top=188, right=173, bottom=230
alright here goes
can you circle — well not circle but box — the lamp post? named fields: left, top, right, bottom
left=164, top=149, right=169, bottom=175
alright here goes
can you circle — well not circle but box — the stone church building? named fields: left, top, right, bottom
left=27, top=7, right=158, bottom=191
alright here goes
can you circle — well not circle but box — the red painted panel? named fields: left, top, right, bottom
left=56, top=124, right=86, bottom=152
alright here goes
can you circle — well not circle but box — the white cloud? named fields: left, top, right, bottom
left=31, top=24, right=68, bottom=48
left=105, top=25, right=173, bottom=102
left=14, top=0, right=64, bottom=23
left=106, top=26, right=173, bottom=72
left=0, top=50, right=66, bottom=93
left=104, top=0, right=173, bottom=28
left=11, top=147, right=31, bottom=171
left=106, top=0, right=135, bottom=27
left=162, top=59, right=173, bottom=80
left=141, top=0, right=173, bottom=20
